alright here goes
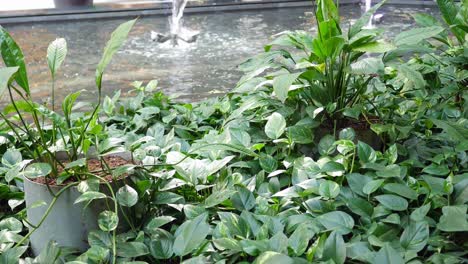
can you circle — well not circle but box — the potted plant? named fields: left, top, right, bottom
left=0, top=19, right=136, bottom=255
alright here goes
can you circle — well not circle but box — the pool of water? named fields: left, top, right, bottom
left=2, top=4, right=438, bottom=104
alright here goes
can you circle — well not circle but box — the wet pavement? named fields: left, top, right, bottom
left=1, top=4, right=438, bottom=103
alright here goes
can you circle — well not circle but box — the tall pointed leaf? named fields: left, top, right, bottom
left=47, top=38, right=67, bottom=77
left=0, top=27, right=29, bottom=94
left=349, top=0, right=387, bottom=38
left=96, top=19, right=137, bottom=90
left=394, top=26, right=444, bottom=46
left=0, top=66, right=19, bottom=97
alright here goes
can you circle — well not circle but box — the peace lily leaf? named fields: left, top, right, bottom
left=47, top=38, right=67, bottom=77
left=273, top=72, right=301, bottom=103
left=375, top=194, right=408, bottom=211
left=0, top=67, right=19, bottom=97
left=353, top=40, right=396, bottom=53
left=400, top=221, right=429, bottom=252
left=437, top=205, right=468, bottom=232
left=22, top=163, right=52, bottom=179
left=265, top=112, right=286, bottom=139
left=75, top=191, right=107, bottom=204
left=319, top=180, right=340, bottom=199
left=317, top=211, right=354, bottom=235
left=323, top=231, right=346, bottom=264
left=116, top=185, right=138, bottom=207
left=373, top=243, right=404, bottom=264
left=0, top=28, right=29, bottom=93
left=173, top=213, right=210, bottom=256
left=98, top=211, right=118, bottom=232
left=96, top=19, right=137, bottom=90
left=395, top=26, right=444, bottom=46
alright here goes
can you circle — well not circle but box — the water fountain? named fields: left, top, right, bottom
left=363, top=0, right=383, bottom=29
left=151, top=0, right=199, bottom=46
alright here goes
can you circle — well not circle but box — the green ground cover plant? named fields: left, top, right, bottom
left=0, top=0, right=466, bottom=263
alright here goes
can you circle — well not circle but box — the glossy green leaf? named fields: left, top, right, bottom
left=375, top=194, right=408, bottom=211
left=117, top=242, right=149, bottom=258
left=323, top=231, right=346, bottom=264
left=437, top=205, right=468, bottom=232
left=358, top=141, right=377, bottom=163
left=317, top=211, right=354, bottom=235
left=400, top=221, right=429, bottom=252
left=372, top=243, right=404, bottom=264
left=231, top=186, right=256, bottom=211
left=363, top=179, right=385, bottom=195
left=0, top=27, right=29, bottom=93
left=116, top=185, right=138, bottom=207
left=0, top=66, right=18, bottom=97
left=265, top=112, right=286, bottom=139
left=173, top=213, right=210, bottom=256
left=75, top=191, right=107, bottom=204
left=395, top=26, right=444, bottom=46
left=319, top=180, right=340, bottom=199
left=253, top=251, right=294, bottom=264
left=22, top=163, right=52, bottom=179
left=288, top=224, right=314, bottom=256
left=98, top=211, right=118, bottom=231
left=383, top=183, right=418, bottom=200
left=273, top=72, right=301, bottom=103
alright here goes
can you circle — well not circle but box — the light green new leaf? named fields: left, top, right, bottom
left=394, top=26, right=444, bottom=46
left=375, top=194, right=408, bottom=211
left=116, top=185, right=138, bottom=207
left=353, top=40, right=395, bottom=53
left=47, top=38, right=67, bottom=77
left=323, top=231, right=346, bottom=264
left=273, top=72, right=301, bottom=103
left=400, top=221, right=429, bottom=252
left=288, top=224, right=314, bottom=256
left=173, top=213, right=210, bottom=256
left=265, top=112, right=286, bottom=139
left=74, top=191, right=107, bottom=204
left=96, top=19, right=137, bottom=90
left=0, top=67, right=18, bottom=97
left=437, top=205, right=468, bottom=232
left=363, top=179, right=385, bottom=195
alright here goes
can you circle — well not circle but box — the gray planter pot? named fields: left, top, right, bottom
left=24, top=151, right=132, bottom=255
left=54, top=0, right=93, bottom=8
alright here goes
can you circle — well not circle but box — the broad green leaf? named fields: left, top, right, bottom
left=322, top=161, right=345, bottom=177
left=375, top=194, right=408, bottom=211
left=363, top=179, right=385, bottom=195
left=422, top=163, right=450, bottom=176
left=265, top=112, right=286, bottom=139
left=358, top=141, right=377, bottom=163
left=375, top=165, right=401, bottom=178
left=117, top=242, right=149, bottom=258
left=353, top=40, right=395, bottom=53
left=288, top=125, right=314, bottom=144
left=0, top=28, right=29, bottom=93
left=351, top=57, right=385, bottom=75
left=204, top=189, right=236, bottom=208
left=317, top=211, right=354, bottom=235
left=288, top=224, right=314, bottom=256
left=75, top=191, right=107, bottom=204
left=96, top=19, right=137, bottom=90
left=273, top=72, right=301, bottom=103
left=347, top=242, right=374, bottom=262
left=400, top=221, right=429, bottom=252
left=410, top=204, right=431, bottom=222
left=173, top=213, right=210, bottom=256
left=149, top=231, right=173, bottom=259
left=397, top=64, right=426, bottom=89
left=47, top=38, right=67, bottom=77
left=394, top=26, right=444, bottom=46
left=1, top=148, right=21, bottom=168
left=231, top=186, right=256, bottom=211
left=213, top=237, right=243, bottom=252
left=35, top=241, right=61, bottom=264
left=0, top=246, right=28, bottom=264
left=323, top=231, right=346, bottom=264
left=145, top=216, right=176, bottom=234
left=116, top=185, right=138, bottom=207
left=253, top=251, right=294, bottom=264
left=22, top=163, right=52, bottom=179
left=347, top=173, right=373, bottom=197
left=347, top=197, right=373, bottom=219
left=318, top=135, right=336, bottom=156
left=259, top=153, right=278, bottom=173
left=384, top=144, right=398, bottom=164
left=98, top=211, right=118, bottom=232
left=0, top=67, right=18, bottom=97
left=383, top=183, right=418, bottom=200
left=0, top=217, right=22, bottom=233
left=437, top=205, right=468, bottom=232
left=373, top=243, right=404, bottom=264
left=319, top=180, right=340, bottom=199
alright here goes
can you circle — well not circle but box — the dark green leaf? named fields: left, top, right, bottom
left=375, top=194, right=408, bottom=211
left=323, top=231, right=346, bottom=264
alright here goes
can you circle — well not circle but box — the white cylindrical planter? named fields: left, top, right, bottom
left=24, top=152, right=132, bottom=255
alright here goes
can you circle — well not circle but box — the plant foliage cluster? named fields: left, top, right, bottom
left=0, top=0, right=467, bottom=263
